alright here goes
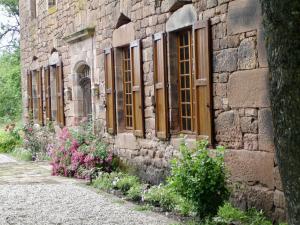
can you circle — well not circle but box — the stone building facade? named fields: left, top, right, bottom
left=20, top=0, right=285, bottom=221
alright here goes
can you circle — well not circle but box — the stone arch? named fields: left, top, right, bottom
left=166, top=4, right=197, bottom=32
left=73, top=62, right=92, bottom=120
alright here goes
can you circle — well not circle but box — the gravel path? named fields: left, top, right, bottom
left=0, top=155, right=176, bottom=225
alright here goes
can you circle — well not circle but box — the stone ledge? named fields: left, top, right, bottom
left=63, top=27, right=95, bottom=44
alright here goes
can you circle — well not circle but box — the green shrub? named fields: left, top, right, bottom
left=244, top=208, right=272, bottom=225
left=0, top=130, right=21, bottom=153
left=127, top=184, right=143, bottom=201
left=93, top=172, right=114, bottom=191
left=144, top=184, right=179, bottom=211
left=175, top=197, right=195, bottom=216
left=168, top=140, right=229, bottom=217
left=116, top=174, right=140, bottom=194
left=92, top=172, right=126, bottom=191
left=203, top=203, right=282, bottom=225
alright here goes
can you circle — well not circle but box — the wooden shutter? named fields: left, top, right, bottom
left=104, top=48, right=116, bottom=134
left=130, top=40, right=145, bottom=137
left=27, top=71, right=33, bottom=118
left=56, top=62, right=65, bottom=127
left=44, top=66, right=51, bottom=122
left=193, top=20, right=213, bottom=144
left=37, top=67, right=44, bottom=125
left=153, top=33, right=169, bottom=140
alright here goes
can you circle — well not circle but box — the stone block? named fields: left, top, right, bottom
left=240, top=117, right=258, bottom=133
left=145, top=118, right=155, bottom=130
left=238, top=38, right=256, bottom=70
left=247, top=186, right=274, bottom=217
left=215, top=83, right=227, bottom=97
left=219, top=73, right=229, bottom=83
left=243, top=133, right=258, bottom=150
left=228, top=69, right=271, bottom=108
left=274, top=190, right=286, bottom=209
left=258, top=108, right=275, bottom=152
left=227, top=0, right=262, bottom=35
left=207, top=0, right=218, bottom=9
left=273, top=208, right=287, bottom=223
left=245, top=108, right=258, bottom=117
left=213, top=48, right=238, bottom=72
left=115, top=133, right=138, bottom=150
left=274, top=166, right=283, bottom=191
left=257, top=24, right=268, bottom=68
left=215, top=111, right=243, bottom=148
left=225, top=150, right=274, bottom=188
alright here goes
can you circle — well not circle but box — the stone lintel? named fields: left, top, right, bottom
left=166, top=4, right=196, bottom=32
left=112, top=22, right=135, bottom=47
left=63, top=27, right=95, bottom=44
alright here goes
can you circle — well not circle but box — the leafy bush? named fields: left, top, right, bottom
left=203, top=203, right=287, bottom=225
left=22, top=122, right=55, bottom=160
left=0, top=50, right=22, bottom=123
left=0, top=126, right=22, bottom=153
left=48, top=126, right=114, bottom=179
left=168, top=140, right=229, bottom=217
left=144, top=184, right=179, bottom=212
left=93, top=172, right=116, bottom=191
left=116, top=175, right=140, bottom=194
left=127, top=184, right=143, bottom=201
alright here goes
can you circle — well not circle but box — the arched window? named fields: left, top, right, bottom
left=78, top=65, right=92, bottom=119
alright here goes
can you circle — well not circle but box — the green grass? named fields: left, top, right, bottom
left=9, top=148, right=32, bottom=161
left=133, top=204, right=152, bottom=212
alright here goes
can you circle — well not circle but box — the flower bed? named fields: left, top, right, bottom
left=48, top=126, right=113, bottom=180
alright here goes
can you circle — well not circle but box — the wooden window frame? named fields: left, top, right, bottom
left=44, top=66, right=52, bottom=123
left=177, top=29, right=195, bottom=134
left=121, top=46, right=134, bottom=130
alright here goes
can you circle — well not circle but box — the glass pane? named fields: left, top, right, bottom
left=187, top=104, right=191, bottom=117
left=186, top=76, right=190, bottom=88
left=186, top=90, right=190, bottom=102
left=185, top=62, right=190, bottom=74
left=187, top=118, right=192, bottom=131
left=185, top=48, right=189, bottom=59
left=180, top=48, right=184, bottom=59
left=181, top=62, right=185, bottom=74
left=182, top=104, right=186, bottom=116
left=182, top=118, right=187, bottom=130
left=181, top=76, right=185, bottom=88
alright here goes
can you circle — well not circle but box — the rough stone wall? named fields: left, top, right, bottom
left=20, top=0, right=285, bottom=221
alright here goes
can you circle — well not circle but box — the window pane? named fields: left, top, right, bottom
left=123, top=46, right=133, bottom=129
left=185, top=62, right=190, bottom=74
left=185, top=48, right=189, bottom=59
left=178, top=30, right=193, bottom=132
